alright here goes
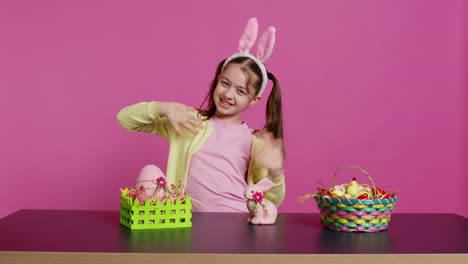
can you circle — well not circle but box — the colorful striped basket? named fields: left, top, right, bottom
left=315, top=165, right=398, bottom=232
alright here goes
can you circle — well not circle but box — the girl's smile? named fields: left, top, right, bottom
left=219, top=97, right=233, bottom=108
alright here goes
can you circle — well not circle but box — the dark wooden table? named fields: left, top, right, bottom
left=1, top=210, right=467, bottom=263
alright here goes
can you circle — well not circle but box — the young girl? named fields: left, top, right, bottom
left=116, top=18, right=285, bottom=212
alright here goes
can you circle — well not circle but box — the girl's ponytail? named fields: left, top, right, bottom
left=265, top=72, right=283, bottom=139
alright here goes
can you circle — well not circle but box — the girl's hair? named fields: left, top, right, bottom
left=199, top=57, right=284, bottom=139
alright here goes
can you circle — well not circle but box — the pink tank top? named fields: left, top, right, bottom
left=185, top=115, right=253, bottom=212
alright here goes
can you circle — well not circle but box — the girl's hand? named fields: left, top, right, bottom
left=252, top=129, right=285, bottom=178
left=158, top=102, right=203, bottom=136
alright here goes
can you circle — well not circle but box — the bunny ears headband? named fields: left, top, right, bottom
left=221, top=17, right=276, bottom=96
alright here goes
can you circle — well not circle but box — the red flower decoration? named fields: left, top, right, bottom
left=253, top=192, right=264, bottom=203
left=156, top=177, right=167, bottom=188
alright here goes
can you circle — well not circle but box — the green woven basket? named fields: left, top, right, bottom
left=315, top=165, right=398, bottom=232
left=120, top=193, right=192, bottom=230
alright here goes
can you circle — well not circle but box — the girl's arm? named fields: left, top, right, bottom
left=248, top=131, right=286, bottom=207
left=248, top=161, right=286, bottom=207
left=116, top=101, right=203, bottom=140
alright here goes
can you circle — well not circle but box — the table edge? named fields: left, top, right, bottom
left=1, top=251, right=467, bottom=264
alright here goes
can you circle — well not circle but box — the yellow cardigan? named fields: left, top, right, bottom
left=116, top=101, right=285, bottom=207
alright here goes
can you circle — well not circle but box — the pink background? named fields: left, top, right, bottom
left=1, top=0, right=467, bottom=219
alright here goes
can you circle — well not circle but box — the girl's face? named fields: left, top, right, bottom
left=213, top=63, right=261, bottom=124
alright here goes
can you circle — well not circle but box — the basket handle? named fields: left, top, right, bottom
left=332, top=165, right=377, bottom=199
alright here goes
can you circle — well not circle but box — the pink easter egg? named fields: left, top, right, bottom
left=135, top=164, right=165, bottom=197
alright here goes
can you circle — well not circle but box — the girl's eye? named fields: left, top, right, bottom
left=222, top=81, right=229, bottom=87
left=237, top=89, right=246, bottom=95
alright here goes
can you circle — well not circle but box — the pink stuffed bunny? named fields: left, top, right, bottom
left=244, top=178, right=278, bottom=225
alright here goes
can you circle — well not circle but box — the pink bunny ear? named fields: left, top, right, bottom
left=256, top=178, right=274, bottom=192
left=239, top=17, right=259, bottom=53
left=256, top=26, right=276, bottom=62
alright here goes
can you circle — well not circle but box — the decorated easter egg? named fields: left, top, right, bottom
left=135, top=164, right=165, bottom=197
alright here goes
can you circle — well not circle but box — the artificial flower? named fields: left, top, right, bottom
left=120, top=188, right=129, bottom=195
left=156, top=176, right=167, bottom=188
left=252, top=192, right=264, bottom=203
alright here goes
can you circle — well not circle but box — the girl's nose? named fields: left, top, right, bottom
left=223, top=87, right=235, bottom=99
